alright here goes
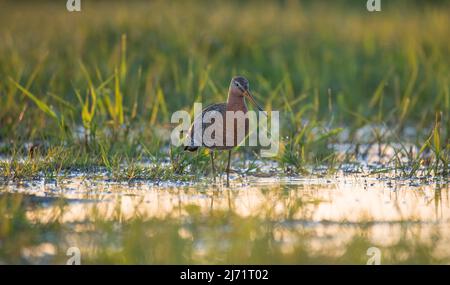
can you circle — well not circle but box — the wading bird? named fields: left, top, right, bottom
left=184, top=76, right=264, bottom=186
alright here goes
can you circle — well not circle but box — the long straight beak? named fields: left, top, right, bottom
left=244, top=90, right=266, bottom=116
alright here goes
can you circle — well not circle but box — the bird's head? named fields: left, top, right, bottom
left=229, top=76, right=263, bottom=112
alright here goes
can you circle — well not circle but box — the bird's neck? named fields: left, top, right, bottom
left=226, top=90, right=247, bottom=112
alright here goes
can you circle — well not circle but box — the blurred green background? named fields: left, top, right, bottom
left=1, top=0, right=450, bottom=266
left=0, top=0, right=449, bottom=175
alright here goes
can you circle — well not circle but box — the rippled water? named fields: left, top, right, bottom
left=1, top=171, right=449, bottom=264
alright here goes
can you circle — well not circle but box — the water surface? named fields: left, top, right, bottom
left=1, top=171, right=449, bottom=264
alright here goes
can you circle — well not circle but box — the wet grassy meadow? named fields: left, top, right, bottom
left=0, top=1, right=449, bottom=264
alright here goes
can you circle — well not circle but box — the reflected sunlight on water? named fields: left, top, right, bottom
left=1, top=175, right=449, bottom=264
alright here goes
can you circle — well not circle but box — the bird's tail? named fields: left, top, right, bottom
left=184, top=145, right=199, bottom=152
left=183, top=130, right=199, bottom=151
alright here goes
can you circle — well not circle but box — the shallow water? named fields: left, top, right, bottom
left=1, top=171, right=449, bottom=264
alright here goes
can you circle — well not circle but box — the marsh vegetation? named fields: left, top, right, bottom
left=0, top=0, right=449, bottom=264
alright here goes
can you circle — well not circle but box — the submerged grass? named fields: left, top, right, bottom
left=0, top=1, right=449, bottom=182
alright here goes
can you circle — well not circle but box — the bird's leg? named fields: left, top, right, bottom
left=226, top=150, right=232, bottom=187
left=210, top=150, right=216, bottom=182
